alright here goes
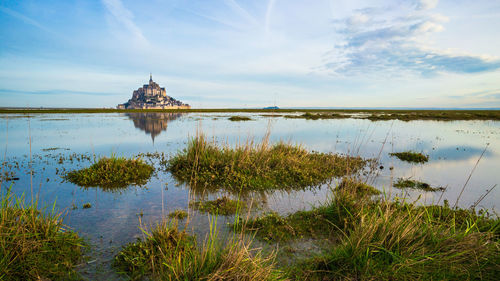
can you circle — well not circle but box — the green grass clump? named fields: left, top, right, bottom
left=113, top=219, right=285, bottom=280
left=190, top=196, right=241, bottom=216
left=389, top=151, right=429, bottom=163
left=168, top=134, right=366, bottom=193
left=0, top=190, right=85, bottom=280
left=284, top=186, right=500, bottom=281
left=65, top=156, right=154, bottom=190
left=228, top=116, right=252, bottom=121
left=82, top=202, right=92, bottom=209
left=291, top=202, right=499, bottom=280
left=394, top=178, right=445, bottom=192
left=168, top=209, right=188, bottom=220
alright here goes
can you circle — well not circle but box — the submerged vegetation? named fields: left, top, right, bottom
left=390, top=151, right=429, bottom=163
left=394, top=178, right=445, bottom=192
left=113, top=219, right=284, bottom=281
left=65, top=156, right=154, bottom=190
left=190, top=196, right=241, bottom=216
left=0, top=190, right=84, bottom=280
left=168, top=134, right=366, bottom=193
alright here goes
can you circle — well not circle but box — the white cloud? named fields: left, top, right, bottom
left=101, top=0, right=148, bottom=45
left=417, top=0, right=439, bottom=10
left=320, top=1, right=500, bottom=77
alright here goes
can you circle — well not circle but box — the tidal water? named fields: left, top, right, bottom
left=0, top=112, right=498, bottom=279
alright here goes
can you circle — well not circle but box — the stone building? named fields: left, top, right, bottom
left=117, top=74, right=190, bottom=109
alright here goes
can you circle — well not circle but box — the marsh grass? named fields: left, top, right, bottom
left=286, top=181, right=500, bottom=280
left=190, top=196, right=241, bottom=216
left=0, top=189, right=84, bottom=280
left=3, top=109, right=498, bottom=121
left=389, top=151, right=429, bottom=163
left=65, top=155, right=154, bottom=191
left=113, top=218, right=285, bottom=281
left=229, top=116, right=252, bottom=121
left=394, top=178, right=445, bottom=192
left=167, top=133, right=366, bottom=193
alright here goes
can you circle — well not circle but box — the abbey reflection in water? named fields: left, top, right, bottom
left=126, top=112, right=184, bottom=142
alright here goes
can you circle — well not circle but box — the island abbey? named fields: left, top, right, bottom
left=117, top=74, right=190, bottom=109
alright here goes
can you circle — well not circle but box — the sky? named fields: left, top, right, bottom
left=0, top=0, right=499, bottom=108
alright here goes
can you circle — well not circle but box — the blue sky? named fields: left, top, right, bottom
left=0, top=0, right=499, bottom=108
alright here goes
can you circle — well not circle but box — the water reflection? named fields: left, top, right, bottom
left=126, top=112, right=184, bottom=142
left=431, top=145, right=493, bottom=161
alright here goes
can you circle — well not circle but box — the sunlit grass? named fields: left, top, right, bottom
left=113, top=218, right=285, bottom=280
left=0, top=189, right=85, bottom=280
left=167, top=133, right=367, bottom=193
left=65, top=155, right=154, bottom=190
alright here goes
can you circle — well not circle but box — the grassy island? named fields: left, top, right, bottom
left=228, top=115, right=252, bottom=121
left=390, top=151, right=429, bottom=163
left=65, top=156, right=154, bottom=191
left=167, top=134, right=367, bottom=193
left=0, top=191, right=84, bottom=280
left=394, top=178, right=445, bottom=192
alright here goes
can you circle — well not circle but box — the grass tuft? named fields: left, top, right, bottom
left=168, top=134, right=367, bottom=193
left=0, top=190, right=85, bottom=280
left=113, top=218, right=285, bottom=280
left=286, top=191, right=500, bottom=280
left=65, top=155, right=154, bottom=191
left=389, top=151, right=429, bottom=163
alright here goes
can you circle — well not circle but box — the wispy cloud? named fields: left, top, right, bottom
left=265, top=0, right=277, bottom=34
left=101, top=0, right=148, bottom=44
left=0, top=6, right=57, bottom=36
left=321, top=0, right=500, bottom=76
left=224, top=0, right=258, bottom=26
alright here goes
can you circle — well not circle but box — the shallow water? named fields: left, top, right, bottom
left=1, top=112, right=499, bottom=279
